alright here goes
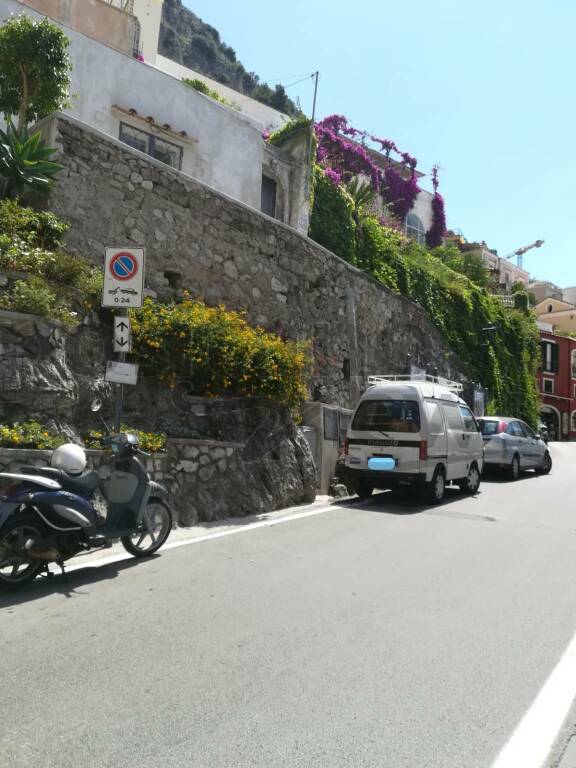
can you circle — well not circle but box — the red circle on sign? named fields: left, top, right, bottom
left=110, top=252, right=139, bottom=281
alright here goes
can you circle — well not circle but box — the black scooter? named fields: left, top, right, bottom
left=0, top=424, right=172, bottom=591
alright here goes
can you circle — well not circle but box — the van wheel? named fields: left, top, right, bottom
left=458, top=463, right=481, bottom=495
left=423, top=468, right=445, bottom=505
left=355, top=481, right=374, bottom=501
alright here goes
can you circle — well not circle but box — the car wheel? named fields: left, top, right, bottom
left=423, top=468, right=445, bottom=505
left=535, top=451, right=552, bottom=475
left=355, top=480, right=374, bottom=501
left=508, top=454, right=520, bottom=481
left=458, top=463, right=481, bottom=495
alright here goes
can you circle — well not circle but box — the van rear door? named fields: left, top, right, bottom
left=348, top=398, right=421, bottom=474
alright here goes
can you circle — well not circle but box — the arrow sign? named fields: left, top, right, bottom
left=114, top=316, right=132, bottom=353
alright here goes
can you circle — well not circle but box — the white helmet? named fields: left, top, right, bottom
left=51, top=443, right=87, bottom=475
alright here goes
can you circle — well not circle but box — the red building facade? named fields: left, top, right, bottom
left=538, top=330, right=576, bottom=440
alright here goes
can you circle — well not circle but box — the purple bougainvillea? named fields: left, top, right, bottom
left=324, top=167, right=343, bottom=186
left=313, top=115, right=423, bottom=222
left=426, top=165, right=446, bottom=248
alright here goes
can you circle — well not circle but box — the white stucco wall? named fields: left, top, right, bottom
left=132, top=0, right=163, bottom=64
left=0, top=0, right=265, bottom=209
left=156, top=54, right=290, bottom=132
left=410, top=189, right=434, bottom=232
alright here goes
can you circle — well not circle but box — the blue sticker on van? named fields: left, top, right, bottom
left=368, top=457, right=396, bottom=471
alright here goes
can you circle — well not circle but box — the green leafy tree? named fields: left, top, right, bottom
left=0, top=14, right=71, bottom=132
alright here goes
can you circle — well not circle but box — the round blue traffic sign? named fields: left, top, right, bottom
left=110, top=251, right=138, bottom=281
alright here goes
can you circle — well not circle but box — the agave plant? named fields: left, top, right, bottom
left=346, top=177, right=378, bottom=210
left=0, top=121, right=62, bottom=198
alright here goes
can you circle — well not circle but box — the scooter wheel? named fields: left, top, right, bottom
left=121, top=500, right=173, bottom=558
left=0, top=513, right=48, bottom=590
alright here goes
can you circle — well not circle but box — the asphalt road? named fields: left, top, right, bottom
left=2, top=444, right=576, bottom=768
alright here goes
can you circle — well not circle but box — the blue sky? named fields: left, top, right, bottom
left=183, top=0, right=574, bottom=287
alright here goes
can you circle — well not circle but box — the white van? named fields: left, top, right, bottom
left=343, top=377, right=484, bottom=503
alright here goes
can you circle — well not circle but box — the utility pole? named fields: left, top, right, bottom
left=308, top=71, right=319, bottom=169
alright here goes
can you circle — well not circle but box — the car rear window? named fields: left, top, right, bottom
left=478, top=420, right=500, bottom=435
left=352, top=400, right=420, bottom=433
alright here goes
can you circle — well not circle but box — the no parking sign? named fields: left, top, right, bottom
left=102, top=247, right=145, bottom=308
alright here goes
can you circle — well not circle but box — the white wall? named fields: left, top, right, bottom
left=132, top=0, right=163, bottom=64
left=411, top=189, right=434, bottom=231
left=0, top=0, right=265, bottom=210
left=156, top=54, right=290, bottom=132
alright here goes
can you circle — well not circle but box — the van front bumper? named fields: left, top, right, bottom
left=342, top=467, right=427, bottom=488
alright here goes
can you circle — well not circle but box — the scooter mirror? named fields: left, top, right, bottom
left=91, top=398, right=103, bottom=413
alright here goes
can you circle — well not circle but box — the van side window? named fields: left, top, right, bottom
left=458, top=406, right=478, bottom=432
left=442, top=404, right=463, bottom=430
left=424, top=401, right=444, bottom=434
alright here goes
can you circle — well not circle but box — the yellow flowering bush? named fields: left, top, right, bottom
left=83, top=428, right=167, bottom=453
left=131, top=298, right=311, bottom=409
left=0, top=422, right=67, bottom=449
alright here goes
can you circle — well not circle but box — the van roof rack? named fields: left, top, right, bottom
left=367, top=374, right=464, bottom=393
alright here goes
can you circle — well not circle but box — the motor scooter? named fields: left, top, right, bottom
left=0, top=409, right=173, bottom=591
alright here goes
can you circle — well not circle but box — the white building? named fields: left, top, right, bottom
left=3, top=0, right=309, bottom=231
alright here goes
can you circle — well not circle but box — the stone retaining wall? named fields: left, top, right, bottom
left=44, top=114, right=466, bottom=408
left=0, top=428, right=316, bottom=526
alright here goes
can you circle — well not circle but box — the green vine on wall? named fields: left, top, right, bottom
left=309, top=166, right=541, bottom=426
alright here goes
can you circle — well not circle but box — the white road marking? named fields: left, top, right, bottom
left=65, top=504, right=337, bottom=574
left=490, top=629, right=576, bottom=768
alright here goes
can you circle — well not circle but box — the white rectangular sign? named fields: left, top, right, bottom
left=113, top=316, right=132, bottom=353
left=102, top=247, right=145, bottom=308
left=105, top=360, right=139, bottom=386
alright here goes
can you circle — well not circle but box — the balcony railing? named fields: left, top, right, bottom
left=105, top=0, right=135, bottom=13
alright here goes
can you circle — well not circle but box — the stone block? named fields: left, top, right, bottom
left=199, top=465, right=215, bottom=482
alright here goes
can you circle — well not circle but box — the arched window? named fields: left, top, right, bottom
left=405, top=213, right=425, bottom=245
left=571, top=411, right=576, bottom=433
left=547, top=304, right=554, bottom=313
left=571, top=349, right=576, bottom=378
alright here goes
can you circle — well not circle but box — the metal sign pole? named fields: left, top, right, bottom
left=113, top=308, right=128, bottom=433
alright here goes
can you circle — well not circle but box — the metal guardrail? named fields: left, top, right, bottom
left=367, top=374, right=463, bottom=393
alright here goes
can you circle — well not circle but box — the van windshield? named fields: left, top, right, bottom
left=352, top=400, right=420, bottom=433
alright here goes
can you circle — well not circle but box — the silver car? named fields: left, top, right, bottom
left=478, top=417, right=552, bottom=479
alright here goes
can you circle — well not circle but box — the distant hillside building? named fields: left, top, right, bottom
left=534, top=297, right=576, bottom=335
left=529, top=280, right=563, bottom=304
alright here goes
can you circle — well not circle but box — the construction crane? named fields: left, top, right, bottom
left=504, top=239, right=545, bottom=270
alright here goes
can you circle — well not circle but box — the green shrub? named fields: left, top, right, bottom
left=130, top=297, right=311, bottom=410
left=0, top=275, right=78, bottom=327
left=268, top=116, right=311, bottom=147
left=309, top=167, right=356, bottom=263
left=182, top=77, right=238, bottom=109
left=0, top=198, right=68, bottom=249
